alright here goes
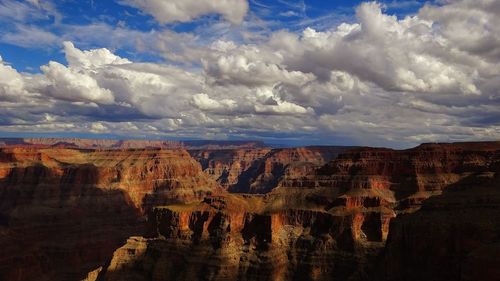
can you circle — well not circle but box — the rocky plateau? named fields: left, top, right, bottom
left=0, top=141, right=498, bottom=281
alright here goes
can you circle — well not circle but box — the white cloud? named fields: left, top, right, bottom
left=0, top=0, right=499, bottom=146
left=93, top=62, right=204, bottom=118
left=0, top=57, right=26, bottom=101
left=191, top=93, right=237, bottom=113
left=202, top=42, right=315, bottom=87
left=254, top=100, right=310, bottom=115
left=90, top=122, right=107, bottom=133
left=0, top=0, right=60, bottom=22
left=39, top=61, right=115, bottom=104
left=419, top=0, right=500, bottom=61
left=277, top=3, right=482, bottom=95
left=63, top=41, right=131, bottom=69
left=1, top=24, right=59, bottom=48
left=120, top=0, right=249, bottom=24
left=279, top=11, right=299, bottom=17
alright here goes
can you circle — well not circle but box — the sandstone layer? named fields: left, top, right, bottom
left=94, top=142, right=500, bottom=281
left=0, top=147, right=220, bottom=281
left=189, top=146, right=353, bottom=193
left=91, top=195, right=383, bottom=281
left=1, top=141, right=499, bottom=281
left=380, top=167, right=500, bottom=281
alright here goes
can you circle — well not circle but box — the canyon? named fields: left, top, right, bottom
left=0, top=140, right=498, bottom=280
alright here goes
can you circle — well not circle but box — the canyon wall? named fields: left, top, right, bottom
left=0, top=141, right=499, bottom=281
left=380, top=163, right=500, bottom=281
left=0, top=147, right=220, bottom=281
left=91, top=195, right=382, bottom=281
left=189, top=146, right=353, bottom=193
left=92, top=141, right=500, bottom=281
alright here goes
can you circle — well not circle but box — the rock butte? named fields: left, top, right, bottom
left=0, top=141, right=498, bottom=281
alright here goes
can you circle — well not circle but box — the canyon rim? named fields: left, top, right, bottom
left=0, top=0, right=499, bottom=280
left=0, top=139, right=499, bottom=280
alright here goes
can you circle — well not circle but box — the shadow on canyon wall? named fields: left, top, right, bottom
left=377, top=170, right=500, bottom=281
left=0, top=163, right=145, bottom=281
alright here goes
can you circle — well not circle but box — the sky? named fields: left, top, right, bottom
left=0, top=0, right=499, bottom=148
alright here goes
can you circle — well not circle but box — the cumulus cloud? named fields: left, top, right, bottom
left=419, top=0, right=500, bottom=61
left=39, top=61, right=115, bottom=104
left=191, top=93, right=237, bottom=113
left=274, top=3, right=481, bottom=95
left=202, top=41, right=314, bottom=87
left=201, top=4, right=482, bottom=96
left=0, top=56, right=26, bottom=101
left=120, top=0, right=249, bottom=24
left=0, top=0, right=499, bottom=146
left=254, top=100, right=310, bottom=115
left=63, top=41, right=130, bottom=69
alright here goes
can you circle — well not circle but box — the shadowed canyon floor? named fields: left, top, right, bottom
left=0, top=141, right=498, bottom=280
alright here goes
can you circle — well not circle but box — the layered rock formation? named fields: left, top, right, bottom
left=189, top=148, right=272, bottom=190
left=316, top=142, right=500, bottom=210
left=189, top=146, right=353, bottom=193
left=183, top=140, right=265, bottom=150
left=0, top=138, right=183, bottom=149
left=1, top=141, right=499, bottom=281
left=92, top=195, right=382, bottom=281
left=0, top=147, right=220, bottom=281
left=380, top=163, right=500, bottom=281
left=93, top=141, right=500, bottom=281
left=0, top=138, right=265, bottom=150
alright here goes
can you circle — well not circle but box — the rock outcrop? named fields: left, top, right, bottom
left=189, top=148, right=272, bottom=190
left=0, top=147, right=220, bottom=281
left=315, top=142, right=500, bottom=211
left=1, top=141, right=499, bottom=281
left=380, top=165, right=500, bottom=281
left=93, top=141, right=500, bottom=281
left=190, top=146, right=353, bottom=193
left=92, top=195, right=383, bottom=281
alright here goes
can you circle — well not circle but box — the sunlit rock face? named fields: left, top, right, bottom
left=189, top=148, right=273, bottom=190
left=0, top=147, right=220, bottom=281
left=90, top=141, right=499, bottom=281
left=189, top=146, right=353, bottom=193
left=93, top=196, right=380, bottom=281
left=1, top=141, right=499, bottom=281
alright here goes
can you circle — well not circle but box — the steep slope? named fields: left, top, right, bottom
left=314, top=142, right=500, bottom=208
left=188, top=148, right=272, bottom=190
left=380, top=168, right=500, bottom=281
left=93, top=141, right=500, bottom=281
left=2, top=141, right=499, bottom=281
left=0, top=147, right=220, bottom=281
left=91, top=195, right=382, bottom=281
left=190, top=146, right=353, bottom=193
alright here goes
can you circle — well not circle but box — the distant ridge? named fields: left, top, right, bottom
left=0, top=138, right=266, bottom=150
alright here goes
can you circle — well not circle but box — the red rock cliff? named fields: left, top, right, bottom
left=379, top=160, right=500, bottom=281
left=190, top=146, right=353, bottom=193
left=189, top=148, right=272, bottom=189
left=0, top=147, right=221, bottom=281
left=2, top=141, right=499, bottom=281
left=94, top=195, right=379, bottom=281
left=92, top=141, right=500, bottom=281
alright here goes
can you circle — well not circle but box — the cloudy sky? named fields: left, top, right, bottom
left=0, top=0, right=498, bottom=147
